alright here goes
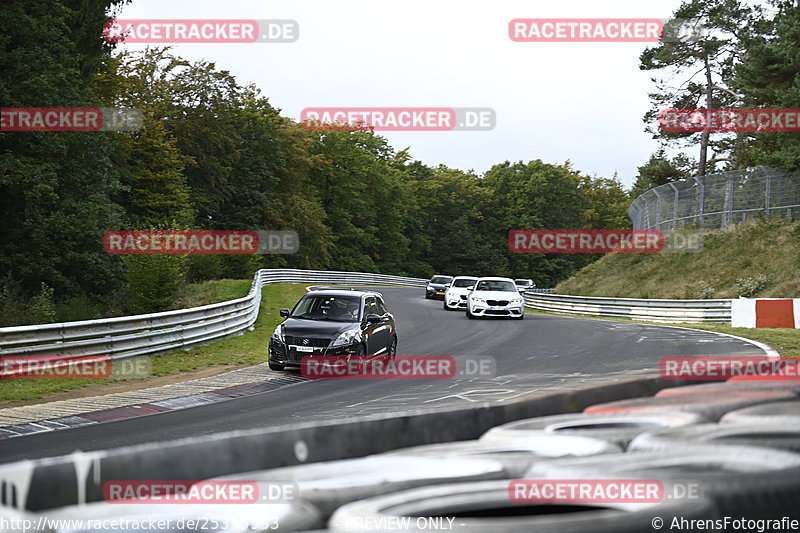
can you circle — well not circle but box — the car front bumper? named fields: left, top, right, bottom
left=268, top=338, right=361, bottom=367
left=467, top=302, right=524, bottom=317
left=426, top=287, right=447, bottom=299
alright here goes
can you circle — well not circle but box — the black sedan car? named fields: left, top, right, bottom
left=424, top=275, right=453, bottom=300
left=268, top=290, right=397, bottom=371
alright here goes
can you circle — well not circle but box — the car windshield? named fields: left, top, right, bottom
left=430, top=276, right=453, bottom=284
left=515, top=279, right=531, bottom=286
left=291, top=295, right=361, bottom=322
left=475, top=280, right=517, bottom=292
left=452, top=279, right=476, bottom=288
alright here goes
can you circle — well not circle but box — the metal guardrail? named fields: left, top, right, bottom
left=524, top=292, right=731, bottom=323
left=0, top=269, right=427, bottom=363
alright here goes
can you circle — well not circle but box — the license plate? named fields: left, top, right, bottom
left=437, top=292, right=445, bottom=295
left=488, top=306, right=497, bottom=310
left=292, top=345, right=314, bottom=353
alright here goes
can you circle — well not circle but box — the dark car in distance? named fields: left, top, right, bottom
left=424, top=275, right=453, bottom=300
left=268, top=290, right=397, bottom=371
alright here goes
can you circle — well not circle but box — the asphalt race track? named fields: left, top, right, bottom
left=0, top=287, right=764, bottom=463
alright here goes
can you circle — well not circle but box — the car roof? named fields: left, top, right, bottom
left=303, top=289, right=379, bottom=298
left=475, top=277, right=516, bottom=283
left=430, top=274, right=453, bottom=278
left=453, top=276, right=478, bottom=280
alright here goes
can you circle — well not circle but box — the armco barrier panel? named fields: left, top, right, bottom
left=731, top=298, right=800, bottom=328
left=524, top=292, right=731, bottom=323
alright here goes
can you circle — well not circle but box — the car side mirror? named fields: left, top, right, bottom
left=280, top=308, right=290, bottom=317
left=366, top=313, right=382, bottom=324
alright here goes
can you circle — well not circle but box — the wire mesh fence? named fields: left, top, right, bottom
left=628, top=166, right=800, bottom=235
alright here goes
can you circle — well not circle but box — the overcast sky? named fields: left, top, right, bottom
left=115, top=0, right=687, bottom=187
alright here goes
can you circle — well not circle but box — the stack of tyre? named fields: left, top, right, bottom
left=17, top=379, right=800, bottom=532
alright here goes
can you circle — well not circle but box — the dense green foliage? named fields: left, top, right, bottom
left=632, top=0, right=800, bottom=195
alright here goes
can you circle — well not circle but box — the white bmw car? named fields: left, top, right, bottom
left=443, top=276, right=479, bottom=310
left=466, top=277, right=525, bottom=319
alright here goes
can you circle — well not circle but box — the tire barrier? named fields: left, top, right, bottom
left=720, top=400, right=800, bottom=426
left=46, top=500, right=323, bottom=533
left=583, top=390, right=795, bottom=421
left=628, top=423, right=800, bottom=453
left=479, top=411, right=706, bottom=448
left=375, top=435, right=622, bottom=476
left=328, top=480, right=718, bottom=532
left=525, top=444, right=800, bottom=520
left=211, top=456, right=505, bottom=519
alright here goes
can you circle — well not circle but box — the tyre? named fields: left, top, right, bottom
left=525, top=444, right=800, bottom=520
left=268, top=360, right=285, bottom=371
left=583, top=389, right=795, bottom=422
left=213, top=456, right=504, bottom=519
left=443, top=300, right=451, bottom=310
left=47, top=500, right=323, bottom=532
left=629, top=422, right=800, bottom=453
left=377, top=434, right=621, bottom=477
left=721, top=399, right=800, bottom=426
left=480, top=411, right=706, bottom=448
left=656, top=380, right=800, bottom=396
left=329, top=480, right=717, bottom=532
left=466, top=307, right=476, bottom=319
left=386, top=336, right=397, bottom=361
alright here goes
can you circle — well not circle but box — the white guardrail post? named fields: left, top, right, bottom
left=0, top=270, right=732, bottom=368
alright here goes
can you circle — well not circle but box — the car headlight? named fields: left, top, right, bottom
left=512, top=298, right=523, bottom=304
left=331, top=327, right=361, bottom=347
left=427, top=285, right=434, bottom=290
left=271, top=324, right=284, bottom=342
left=471, top=297, right=486, bottom=304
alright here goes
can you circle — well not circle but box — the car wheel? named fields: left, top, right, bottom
left=443, top=300, right=451, bottom=310
left=513, top=312, right=524, bottom=320
left=387, top=336, right=397, bottom=360
left=268, top=360, right=285, bottom=371
left=466, top=307, right=476, bottom=319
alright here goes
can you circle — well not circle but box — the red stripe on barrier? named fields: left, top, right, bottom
left=755, top=299, right=794, bottom=328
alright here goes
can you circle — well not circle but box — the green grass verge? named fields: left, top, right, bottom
left=556, top=219, right=800, bottom=299
left=524, top=307, right=799, bottom=359
left=0, top=283, right=309, bottom=406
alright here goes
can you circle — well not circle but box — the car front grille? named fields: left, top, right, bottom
left=284, top=336, right=330, bottom=348
left=487, top=300, right=510, bottom=306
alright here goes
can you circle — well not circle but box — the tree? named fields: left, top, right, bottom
left=734, top=0, right=800, bottom=170
left=640, top=0, right=762, bottom=176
